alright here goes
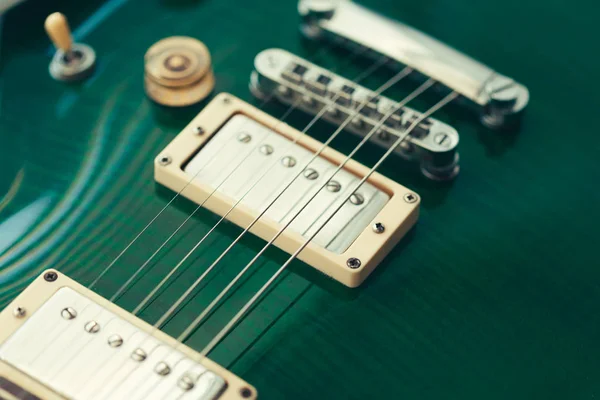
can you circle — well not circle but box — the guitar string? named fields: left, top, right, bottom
left=110, top=50, right=384, bottom=306
left=164, top=86, right=456, bottom=400
left=87, top=40, right=346, bottom=291
left=37, top=42, right=359, bottom=383
left=130, top=80, right=439, bottom=400
left=98, top=67, right=417, bottom=400
left=61, top=54, right=389, bottom=398
left=196, top=91, right=460, bottom=360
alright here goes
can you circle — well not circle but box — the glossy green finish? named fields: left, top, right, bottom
left=1, top=0, right=599, bottom=398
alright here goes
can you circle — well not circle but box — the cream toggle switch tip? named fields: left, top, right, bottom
left=44, top=12, right=73, bottom=53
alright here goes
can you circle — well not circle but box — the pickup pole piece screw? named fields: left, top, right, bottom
left=131, top=348, right=147, bottom=362
left=403, top=193, right=418, bottom=203
left=238, top=132, right=251, bottom=143
left=346, top=257, right=361, bottom=269
left=372, top=222, right=385, bottom=233
left=13, top=307, right=26, bottom=318
left=281, top=156, right=296, bottom=168
left=155, top=362, right=171, bottom=376
left=44, top=271, right=58, bottom=282
left=84, top=321, right=100, bottom=334
left=303, top=168, right=319, bottom=180
left=158, top=155, right=172, bottom=166
left=326, top=180, right=341, bottom=192
left=107, top=334, right=124, bottom=348
left=61, top=307, right=77, bottom=320
left=260, top=144, right=274, bottom=155
left=349, top=193, right=364, bottom=205
left=178, top=373, right=196, bottom=391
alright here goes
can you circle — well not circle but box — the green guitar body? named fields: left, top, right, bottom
left=0, top=0, right=598, bottom=398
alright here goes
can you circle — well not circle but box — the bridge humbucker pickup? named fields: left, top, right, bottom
left=0, top=271, right=256, bottom=400
left=298, top=0, right=529, bottom=129
left=154, top=94, right=420, bottom=287
left=250, top=48, right=460, bottom=181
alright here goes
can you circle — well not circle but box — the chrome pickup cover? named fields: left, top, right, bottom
left=185, top=114, right=389, bottom=254
left=0, top=287, right=226, bottom=400
left=298, top=0, right=529, bottom=129
left=250, top=48, right=460, bottom=181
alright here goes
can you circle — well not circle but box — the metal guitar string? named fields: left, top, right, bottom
left=165, top=87, right=456, bottom=400
left=32, top=42, right=360, bottom=384
left=196, top=91, right=460, bottom=359
left=98, top=67, right=417, bottom=400
left=126, top=58, right=387, bottom=315
left=132, top=81, right=440, bottom=400
left=87, top=40, right=347, bottom=291
left=110, top=51, right=386, bottom=306
left=59, top=55, right=388, bottom=398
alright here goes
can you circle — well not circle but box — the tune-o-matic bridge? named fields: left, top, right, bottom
left=0, top=271, right=255, bottom=400
left=298, top=0, right=529, bottom=129
left=250, top=49, right=460, bottom=181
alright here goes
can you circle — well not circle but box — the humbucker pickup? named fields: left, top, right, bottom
left=250, top=48, right=460, bottom=181
left=0, top=271, right=255, bottom=400
left=298, top=0, right=529, bottom=129
left=154, top=94, right=419, bottom=287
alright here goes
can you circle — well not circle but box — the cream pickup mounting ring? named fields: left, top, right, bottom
left=154, top=94, right=420, bottom=288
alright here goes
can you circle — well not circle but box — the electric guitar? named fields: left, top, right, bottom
left=0, top=0, right=597, bottom=399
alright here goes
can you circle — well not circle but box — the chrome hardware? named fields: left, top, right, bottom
left=403, top=193, right=418, bottom=204
left=12, top=307, right=26, bottom=318
left=372, top=222, right=385, bottom=234
left=303, top=168, right=319, bottom=180
left=84, top=321, right=100, bottom=333
left=131, top=348, right=147, bottom=362
left=107, top=334, right=123, bottom=348
left=259, top=144, right=274, bottom=155
left=154, top=361, right=171, bottom=376
left=61, top=307, right=77, bottom=320
left=346, top=257, right=361, bottom=269
left=158, top=155, right=172, bottom=166
left=238, top=132, right=252, bottom=143
left=250, top=48, right=460, bottom=181
left=298, top=0, right=529, bottom=129
left=281, top=155, right=297, bottom=167
left=326, top=180, right=341, bottom=192
left=349, top=193, right=364, bottom=205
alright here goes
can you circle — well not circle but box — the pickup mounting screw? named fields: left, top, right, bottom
left=240, top=387, right=254, bottom=398
left=107, top=334, right=124, bottom=348
left=44, top=271, right=58, bottom=282
left=346, top=257, right=361, bottom=269
left=403, top=193, right=418, bottom=203
left=158, top=155, right=172, bottom=166
left=13, top=306, right=26, bottom=318
left=61, top=307, right=77, bottom=320
left=194, top=126, right=205, bottom=135
left=372, top=222, right=385, bottom=234
left=84, top=321, right=100, bottom=333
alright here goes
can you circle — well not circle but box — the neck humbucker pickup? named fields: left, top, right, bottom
left=250, top=48, right=460, bottom=181
left=0, top=271, right=255, bottom=400
left=298, top=0, right=529, bottom=129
